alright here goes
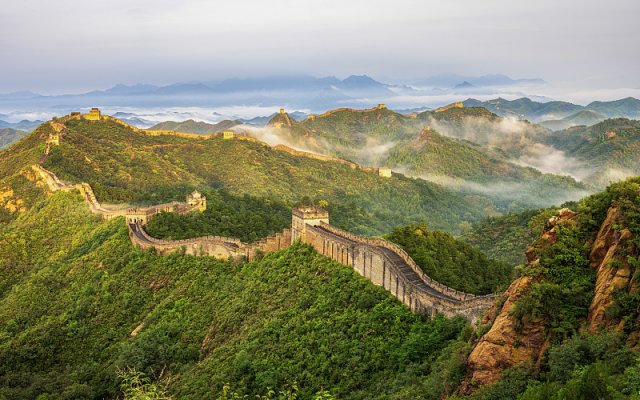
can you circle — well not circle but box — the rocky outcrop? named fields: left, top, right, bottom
left=587, top=206, right=638, bottom=332
left=461, top=208, right=577, bottom=392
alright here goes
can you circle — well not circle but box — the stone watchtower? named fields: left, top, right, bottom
left=186, top=190, right=207, bottom=212
left=291, top=206, right=329, bottom=243
left=85, top=108, right=102, bottom=121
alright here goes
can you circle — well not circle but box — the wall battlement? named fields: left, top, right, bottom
left=434, top=102, right=464, bottom=113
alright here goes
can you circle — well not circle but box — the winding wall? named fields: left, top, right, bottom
left=30, top=115, right=498, bottom=321
left=302, top=222, right=496, bottom=321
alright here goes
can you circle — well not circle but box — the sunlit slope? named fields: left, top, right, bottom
left=35, top=118, right=490, bottom=233
left=546, top=118, right=640, bottom=187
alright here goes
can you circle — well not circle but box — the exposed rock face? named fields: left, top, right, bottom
left=460, top=208, right=577, bottom=392
left=587, top=206, right=638, bottom=332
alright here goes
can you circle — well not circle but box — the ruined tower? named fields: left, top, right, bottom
left=291, top=206, right=329, bottom=243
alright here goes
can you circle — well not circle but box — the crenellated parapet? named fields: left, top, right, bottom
left=128, top=222, right=292, bottom=261
left=301, top=220, right=496, bottom=322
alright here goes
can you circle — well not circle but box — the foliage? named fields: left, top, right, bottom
left=32, top=118, right=493, bottom=234
left=0, top=192, right=468, bottom=400
left=118, top=368, right=172, bottom=400
left=385, top=223, right=512, bottom=294
left=547, top=118, right=640, bottom=187
left=145, top=190, right=290, bottom=242
left=460, top=208, right=556, bottom=265
left=148, top=119, right=240, bottom=134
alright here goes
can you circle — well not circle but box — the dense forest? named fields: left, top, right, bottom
left=145, top=190, right=291, bottom=243
left=460, top=208, right=559, bottom=266
left=0, top=191, right=474, bottom=399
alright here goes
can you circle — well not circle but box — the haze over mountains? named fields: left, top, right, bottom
left=2, top=73, right=640, bottom=136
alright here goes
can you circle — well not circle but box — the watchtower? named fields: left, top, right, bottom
left=291, top=206, right=329, bottom=243
left=377, top=104, right=386, bottom=109
left=223, top=130, right=234, bottom=139
left=47, top=133, right=60, bottom=146
left=186, top=190, right=207, bottom=212
left=378, top=167, right=392, bottom=178
left=85, top=108, right=102, bottom=121
left=279, top=108, right=285, bottom=114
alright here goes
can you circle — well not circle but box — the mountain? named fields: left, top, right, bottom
left=539, top=109, right=608, bottom=131
left=586, top=97, right=640, bottom=119
left=0, top=128, right=28, bottom=149
left=465, top=96, right=640, bottom=123
left=413, top=74, right=545, bottom=88
left=0, top=188, right=472, bottom=399
left=1, top=112, right=638, bottom=399
left=453, top=81, right=476, bottom=89
left=0, top=119, right=44, bottom=132
left=545, top=118, right=640, bottom=186
left=239, top=111, right=308, bottom=126
left=463, top=97, right=584, bottom=121
left=207, top=75, right=341, bottom=92
left=2, top=115, right=498, bottom=234
left=461, top=179, right=640, bottom=397
left=460, top=207, right=558, bottom=265
left=333, top=74, right=393, bottom=96
left=262, top=106, right=586, bottom=210
left=148, top=119, right=241, bottom=134
left=100, top=83, right=160, bottom=96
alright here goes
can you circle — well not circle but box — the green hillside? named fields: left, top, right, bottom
left=539, top=110, right=607, bottom=131
left=0, top=191, right=471, bottom=399
left=463, top=96, right=640, bottom=123
left=386, top=224, right=512, bottom=294
left=546, top=118, right=640, bottom=187
left=462, top=98, right=583, bottom=121
left=0, top=128, right=28, bottom=149
left=382, top=127, right=585, bottom=209
left=266, top=107, right=420, bottom=164
left=464, top=177, right=640, bottom=400
left=148, top=119, right=241, bottom=134
left=6, top=117, right=494, bottom=234
left=265, top=108, right=586, bottom=210
left=460, top=208, right=559, bottom=265
left=1, top=114, right=639, bottom=399
left=586, top=97, right=640, bottom=119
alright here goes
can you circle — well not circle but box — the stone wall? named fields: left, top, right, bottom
left=302, top=222, right=496, bottom=322
left=128, top=222, right=292, bottom=261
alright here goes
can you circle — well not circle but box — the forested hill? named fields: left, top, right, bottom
left=1, top=116, right=496, bottom=234
left=265, top=107, right=587, bottom=210
left=546, top=118, right=640, bottom=187
left=148, top=119, right=241, bottom=134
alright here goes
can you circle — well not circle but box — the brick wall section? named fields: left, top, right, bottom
left=303, top=222, right=496, bottom=322
left=128, top=222, right=292, bottom=261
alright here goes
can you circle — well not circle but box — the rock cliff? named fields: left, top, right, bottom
left=587, top=206, right=639, bottom=345
left=460, top=208, right=578, bottom=392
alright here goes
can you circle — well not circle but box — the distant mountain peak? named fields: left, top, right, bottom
left=454, top=81, right=475, bottom=89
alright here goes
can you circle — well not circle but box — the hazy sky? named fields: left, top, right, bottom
left=1, top=0, right=639, bottom=93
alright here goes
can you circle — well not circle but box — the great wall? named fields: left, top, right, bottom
left=31, top=108, right=497, bottom=322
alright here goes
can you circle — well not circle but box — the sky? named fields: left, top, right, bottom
left=1, top=0, right=639, bottom=94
